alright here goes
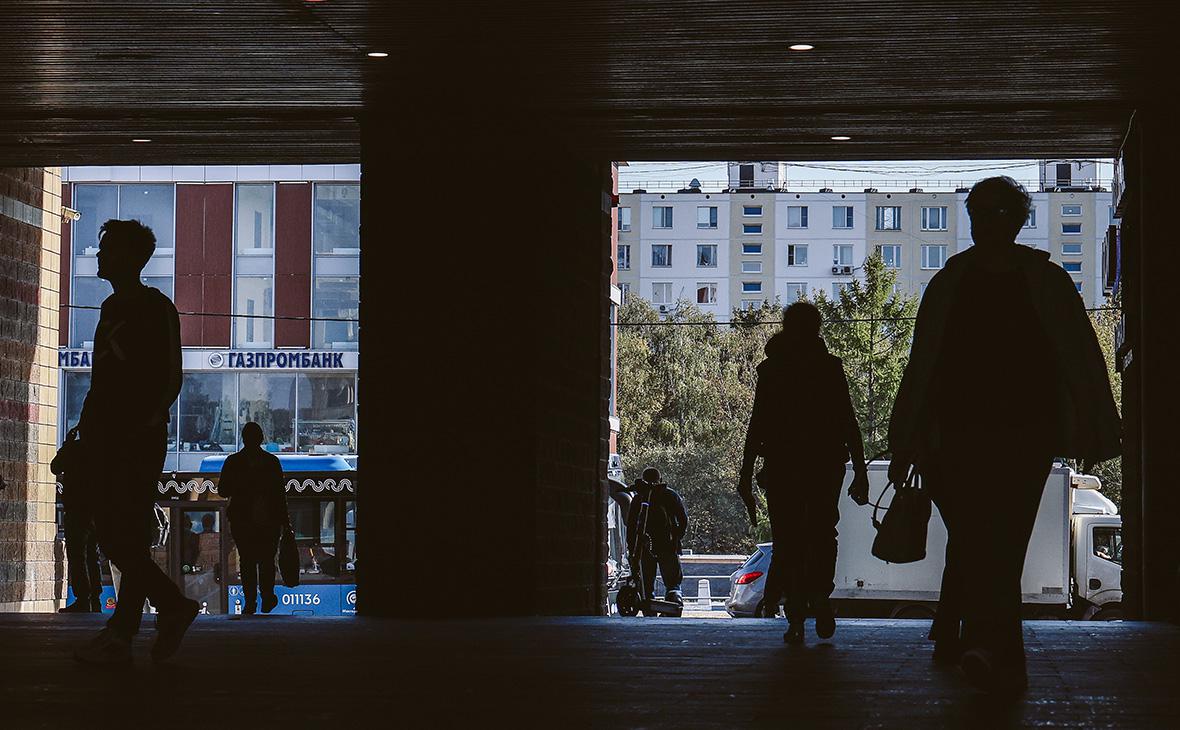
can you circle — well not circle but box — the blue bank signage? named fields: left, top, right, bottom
left=227, top=584, right=357, bottom=616
left=60, top=349, right=358, bottom=371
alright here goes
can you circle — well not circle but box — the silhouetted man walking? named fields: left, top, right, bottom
left=626, top=467, right=688, bottom=611
left=739, top=302, right=869, bottom=645
left=889, top=176, right=1120, bottom=693
left=72, top=219, right=198, bottom=664
left=220, top=422, right=288, bottom=614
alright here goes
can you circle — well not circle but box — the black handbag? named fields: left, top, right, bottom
left=278, top=521, right=301, bottom=588
left=870, top=465, right=931, bottom=564
left=50, top=427, right=85, bottom=478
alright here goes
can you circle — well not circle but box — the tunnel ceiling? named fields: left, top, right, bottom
left=0, top=1, right=1162, bottom=165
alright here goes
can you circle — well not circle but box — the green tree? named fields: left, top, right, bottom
left=1080, top=295, right=1122, bottom=506
left=806, top=252, right=919, bottom=459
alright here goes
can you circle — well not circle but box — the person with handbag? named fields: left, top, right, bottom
left=888, top=176, right=1120, bottom=694
left=220, top=422, right=289, bottom=614
left=70, top=219, right=199, bottom=665
left=739, top=302, right=870, bottom=645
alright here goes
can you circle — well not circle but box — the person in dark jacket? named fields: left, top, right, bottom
left=739, top=302, right=869, bottom=645
left=889, top=176, right=1120, bottom=694
left=626, top=467, right=688, bottom=609
left=71, top=219, right=197, bottom=665
left=220, top=422, right=288, bottom=614
left=52, top=429, right=105, bottom=613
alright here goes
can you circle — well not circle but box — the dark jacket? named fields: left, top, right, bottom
left=219, top=447, right=288, bottom=529
left=626, top=482, right=688, bottom=551
left=741, top=333, right=864, bottom=483
left=889, top=244, right=1120, bottom=463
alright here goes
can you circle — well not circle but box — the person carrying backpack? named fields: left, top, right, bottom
left=626, top=467, right=689, bottom=609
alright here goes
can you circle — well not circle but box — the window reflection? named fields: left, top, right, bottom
left=238, top=373, right=295, bottom=452
left=297, top=374, right=356, bottom=454
left=236, top=184, right=275, bottom=253
left=179, top=373, right=237, bottom=452
left=118, top=185, right=176, bottom=251
left=73, top=186, right=118, bottom=255
left=312, top=276, right=359, bottom=349
left=313, top=184, right=360, bottom=253
left=63, top=371, right=91, bottom=433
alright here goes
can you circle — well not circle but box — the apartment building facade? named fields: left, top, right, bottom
left=617, top=162, right=1113, bottom=314
left=57, top=165, right=360, bottom=472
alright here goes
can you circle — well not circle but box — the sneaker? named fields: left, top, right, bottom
left=59, top=600, right=92, bottom=614
left=151, top=599, right=200, bottom=663
left=261, top=593, right=278, bottom=614
left=783, top=622, right=804, bottom=645
left=73, top=628, right=132, bottom=665
left=814, top=601, right=836, bottom=639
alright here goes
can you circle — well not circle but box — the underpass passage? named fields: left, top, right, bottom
left=3, top=615, right=1177, bottom=727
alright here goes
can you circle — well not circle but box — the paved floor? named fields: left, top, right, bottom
left=1, top=615, right=1176, bottom=728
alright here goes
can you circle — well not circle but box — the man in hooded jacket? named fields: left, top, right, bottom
left=739, top=302, right=869, bottom=644
left=888, top=176, right=1120, bottom=693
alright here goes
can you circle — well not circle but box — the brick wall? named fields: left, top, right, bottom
left=0, top=167, right=63, bottom=612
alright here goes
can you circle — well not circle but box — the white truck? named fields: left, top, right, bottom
left=727, top=461, right=1123, bottom=620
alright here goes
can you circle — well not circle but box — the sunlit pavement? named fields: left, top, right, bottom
left=2, top=614, right=1176, bottom=728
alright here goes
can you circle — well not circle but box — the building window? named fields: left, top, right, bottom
left=619, top=282, right=630, bottom=304
left=653, top=206, right=673, bottom=229
left=234, top=276, right=274, bottom=348
left=1062, top=243, right=1083, bottom=255
left=1062, top=223, right=1083, bottom=235
left=833, top=244, right=853, bottom=267
left=73, top=185, right=118, bottom=256
left=739, top=300, right=759, bottom=310
left=920, top=282, right=928, bottom=297
left=617, top=244, right=631, bottom=270
left=742, top=243, right=762, bottom=255
left=1025, top=209, right=1037, bottom=228
left=62, top=371, right=92, bottom=436
left=696, top=244, right=718, bottom=267
left=921, top=206, right=947, bottom=231
left=876, top=206, right=902, bottom=231
left=696, top=283, right=718, bottom=305
left=179, top=373, right=238, bottom=453
left=312, top=276, right=360, bottom=349
left=297, top=374, right=357, bottom=454
left=784, top=282, right=806, bottom=303
left=238, top=373, right=296, bottom=452
left=877, top=244, right=902, bottom=269
left=1061, top=204, right=1083, bottom=216
left=743, top=205, right=763, bottom=217
left=1062, top=261, right=1083, bottom=273
left=618, top=207, right=632, bottom=232
left=921, top=244, right=947, bottom=270
left=652, top=282, right=673, bottom=305
left=236, top=184, right=275, bottom=253
left=70, top=275, right=172, bottom=348
left=787, top=206, right=808, bottom=228
left=833, top=282, right=849, bottom=299
left=741, top=260, right=762, bottom=274
left=697, top=206, right=718, bottom=229
left=651, top=244, right=672, bottom=267
left=73, top=183, right=176, bottom=256
left=742, top=281, right=762, bottom=293
left=832, top=206, right=854, bottom=229
left=743, top=223, right=763, bottom=235
left=787, top=244, right=808, bottom=267
left=313, top=184, right=360, bottom=254
left=1074, top=281, right=1084, bottom=294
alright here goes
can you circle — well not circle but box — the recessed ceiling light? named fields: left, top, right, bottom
left=132, top=138, right=152, bottom=143
left=367, top=51, right=389, bottom=58
left=831, top=136, right=851, bottom=141
left=788, top=44, right=815, bottom=51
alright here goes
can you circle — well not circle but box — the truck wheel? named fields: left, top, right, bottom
left=1091, top=606, right=1123, bottom=621
left=890, top=604, right=935, bottom=620
left=617, top=586, right=640, bottom=617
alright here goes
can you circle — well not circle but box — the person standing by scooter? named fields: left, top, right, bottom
left=626, top=467, right=688, bottom=612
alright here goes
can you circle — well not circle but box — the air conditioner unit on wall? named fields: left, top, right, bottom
left=842, top=265, right=852, bottom=275
left=831, top=266, right=840, bottom=274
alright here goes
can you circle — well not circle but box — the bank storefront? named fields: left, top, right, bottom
left=58, top=348, right=358, bottom=615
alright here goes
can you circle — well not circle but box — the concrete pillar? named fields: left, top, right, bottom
left=0, top=167, right=64, bottom=612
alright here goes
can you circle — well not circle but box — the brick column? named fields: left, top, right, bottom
left=0, top=167, right=64, bottom=612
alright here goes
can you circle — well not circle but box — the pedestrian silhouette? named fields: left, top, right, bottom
left=69, top=219, right=198, bottom=664
left=52, top=428, right=106, bottom=613
left=626, top=467, right=688, bottom=613
left=889, top=176, right=1120, bottom=693
left=220, top=422, right=288, bottom=614
left=739, top=302, right=869, bottom=644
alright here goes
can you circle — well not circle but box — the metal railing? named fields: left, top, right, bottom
left=618, top=179, right=1111, bottom=194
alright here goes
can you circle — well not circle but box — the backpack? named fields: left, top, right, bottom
left=642, top=488, right=676, bottom=548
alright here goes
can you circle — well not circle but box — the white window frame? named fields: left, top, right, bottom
left=1061, top=204, right=1083, bottom=217
left=833, top=244, right=853, bottom=267
left=741, top=260, right=763, bottom=274
left=921, top=244, right=947, bottom=270
left=1062, top=223, right=1083, bottom=235
left=618, top=207, right=632, bottom=232
left=921, top=206, right=947, bottom=231
left=742, top=243, right=763, bottom=255
left=832, top=206, right=854, bottom=229
left=784, top=282, right=806, bottom=303
left=696, top=243, right=718, bottom=268
left=787, top=205, right=808, bottom=229
left=742, top=223, right=763, bottom=235
left=742, top=281, right=763, bottom=294
left=1062, top=261, right=1083, bottom=273
left=697, top=206, right=718, bottom=229
left=696, top=282, right=718, bottom=305
left=617, top=244, right=631, bottom=271
left=742, top=205, right=763, bottom=217
left=787, top=244, right=808, bottom=267
left=652, top=282, right=673, bottom=305
left=832, top=282, right=849, bottom=299
left=877, top=244, right=902, bottom=269
left=740, top=300, right=760, bottom=311
left=1061, top=242, right=1083, bottom=255
left=1024, top=209, right=1037, bottom=228
left=876, top=206, right=902, bottom=231
left=651, top=243, right=672, bottom=268
left=652, top=206, right=673, bottom=229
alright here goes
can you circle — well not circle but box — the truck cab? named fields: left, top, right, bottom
left=1070, top=474, right=1123, bottom=619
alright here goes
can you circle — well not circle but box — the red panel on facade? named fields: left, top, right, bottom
left=274, top=182, right=312, bottom=348
left=175, top=184, right=206, bottom=346
left=59, top=184, right=71, bottom=346
left=203, top=185, right=234, bottom=346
